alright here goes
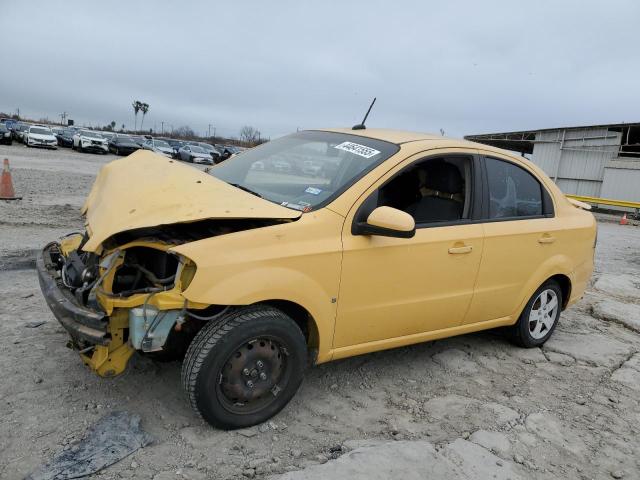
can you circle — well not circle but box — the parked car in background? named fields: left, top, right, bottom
left=165, top=139, right=186, bottom=158
left=1, top=118, right=18, bottom=132
left=108, top=135, right=141, bottom=156
left=220, top=145, right=243, bottom=160
left=142, top=138, right=174, bottom=158
left=55, top=128, right=75, bottom=147
left=177, top=144, right=213, bottom=164
left=25, top=125, right=58, bottom=149
left=15, top=123, right=30, bottom=143
left=197, top=143, right=222, bottom=163
left=72, top=130, right=108, bottom=154
left=130, top=136, right=147, bottom=147
left=0, top=123, right=12, bottom=145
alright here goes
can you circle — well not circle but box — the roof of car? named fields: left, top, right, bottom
left=317, top=127, right=522, bottom=159
left=318, top=128, right=448, bottom=144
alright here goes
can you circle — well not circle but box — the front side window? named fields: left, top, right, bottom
left=486, top=157, right=542, bottom=218
left=210, top=131, right=399, bottom=211
left=374, top=156, right=471, bottom=225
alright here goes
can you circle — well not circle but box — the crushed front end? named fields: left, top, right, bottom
left=37, top=232, right=202, bottom=377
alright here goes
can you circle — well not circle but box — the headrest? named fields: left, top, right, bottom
left=423, top=161, right=463, bottom=194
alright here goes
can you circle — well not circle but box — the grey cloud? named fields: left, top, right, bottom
left=1, top=0, right=639, bottom=138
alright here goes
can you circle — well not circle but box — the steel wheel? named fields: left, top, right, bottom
left=528, top=288, right=559, bottom=339
left=217, top=336, right=290, bottom=415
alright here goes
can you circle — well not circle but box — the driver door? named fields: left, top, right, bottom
left=333, top=151, right=484, bottom=350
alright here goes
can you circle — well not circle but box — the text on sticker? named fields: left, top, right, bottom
left=334, top=141, right=381, bottom=159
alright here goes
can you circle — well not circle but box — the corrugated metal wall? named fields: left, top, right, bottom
left=531, top=128, right=621, bottom=197
left=601, top=159, right=640, bottom=202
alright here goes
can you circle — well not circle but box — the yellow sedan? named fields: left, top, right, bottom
left=37, top=128, right=596, bottom=429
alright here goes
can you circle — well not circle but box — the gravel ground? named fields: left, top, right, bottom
left=0, top=143, right=639, bottom=480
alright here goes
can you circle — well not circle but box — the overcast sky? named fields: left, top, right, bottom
left=2, top=1, right=639, bottom=139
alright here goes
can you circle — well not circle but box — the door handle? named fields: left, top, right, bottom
left=448, top=245, right=473, bottom=254
left=538, top=234, right=556, bottom=244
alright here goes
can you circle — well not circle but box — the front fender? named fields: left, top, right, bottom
left=172, top=209, right=345, bottom=362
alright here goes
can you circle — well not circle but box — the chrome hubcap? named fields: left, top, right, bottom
left=529, top=289, right=559, bottom=339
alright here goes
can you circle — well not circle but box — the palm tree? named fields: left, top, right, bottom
left=132, top=101, right=141, bottom=131
left=139, top=103, right=150, bottom=131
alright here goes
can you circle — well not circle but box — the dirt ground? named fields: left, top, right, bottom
left=1, top=143, right=639, bottom=480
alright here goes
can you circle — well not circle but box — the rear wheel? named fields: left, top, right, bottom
left=507, top=280, right=562, bottom=348
left=181, top=305, right=307, bottom=429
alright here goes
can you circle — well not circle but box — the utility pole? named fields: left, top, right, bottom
left=208, top=124, right=212, bottom=138
left=60, top=112, right=68, bottom=126
left=161, top=121, right=164, bottom=135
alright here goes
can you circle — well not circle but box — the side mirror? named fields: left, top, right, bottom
left=354, top=206, right=416, bottom=238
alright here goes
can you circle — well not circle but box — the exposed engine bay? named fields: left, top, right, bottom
left=38, top=217, right=289, bottom=377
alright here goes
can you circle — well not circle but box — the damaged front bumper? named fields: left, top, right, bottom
left=37, top=244, right=109, bottom=346
left=37, top=242, right=134, bottom=377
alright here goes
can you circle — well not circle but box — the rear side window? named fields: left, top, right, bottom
left=486, top=158, right=542, bottom=218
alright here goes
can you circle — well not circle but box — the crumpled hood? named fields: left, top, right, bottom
left=80, top=150, right=300, bottom=252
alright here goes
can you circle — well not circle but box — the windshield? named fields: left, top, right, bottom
left=191, top=146, right=206, bottom=153
left=116, top=136, right=133, bottom=142
left=210, top=131, right=399, bottom=211
left=155, top=140, right=171, bottom=148
left=81, top=131, right=101, bottom=139
left=30, top=127, right=52, bottom=135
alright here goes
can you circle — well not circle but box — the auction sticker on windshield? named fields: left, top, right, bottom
left=334, top=141, right=381, bottom=159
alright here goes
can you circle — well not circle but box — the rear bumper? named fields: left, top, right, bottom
left=36, top=244, right=109, bottom=346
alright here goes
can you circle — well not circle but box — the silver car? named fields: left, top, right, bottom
left=142, top=138, right=175, bottom=158
left=177, top=144, right=213, bottom=164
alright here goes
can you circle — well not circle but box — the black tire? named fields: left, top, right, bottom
left=188, top=155, right=194, bottom=163
left=181, top=305, right=307, bottom=429
left=115, top=147, right=119, bottom=155
left=507, top=280, right=562, bottom=348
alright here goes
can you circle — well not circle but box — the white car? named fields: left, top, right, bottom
left=72, top=130, right=108, bottom=154
left=25, top=125, right=58, bottom=149
left=143, top=139, right=174, bottom=158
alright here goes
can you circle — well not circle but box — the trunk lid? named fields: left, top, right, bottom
left=81, top=150, right=300, bottom=252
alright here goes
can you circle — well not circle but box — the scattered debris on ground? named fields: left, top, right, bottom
left=27, top=411, right=152, bottom=480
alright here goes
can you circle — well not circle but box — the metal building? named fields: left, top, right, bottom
left=465, top=122, right=640, bottom=209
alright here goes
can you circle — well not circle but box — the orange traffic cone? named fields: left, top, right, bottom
left=0, top=158, right=21, bottom=200
left=620, top=213, right=628, bottom=225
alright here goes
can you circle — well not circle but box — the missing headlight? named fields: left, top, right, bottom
left=112, top=247, right=179, bottom=295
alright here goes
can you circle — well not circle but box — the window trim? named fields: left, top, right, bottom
left=351, top=152, right=483, bottom=234
left=480, top=155, right=555, bottom=222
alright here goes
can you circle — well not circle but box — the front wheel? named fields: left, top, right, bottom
left=181, top=306, right=307, bottom=429
left=507, top=280, right=562, bottom=348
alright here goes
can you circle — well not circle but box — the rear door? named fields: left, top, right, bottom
left=464, top=153, right=562, bottom=324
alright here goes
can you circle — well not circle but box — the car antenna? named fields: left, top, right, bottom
left=352, top=97, right=376, bottom=130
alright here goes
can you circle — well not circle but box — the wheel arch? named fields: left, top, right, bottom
left=546, top=273, right=572, bottom=310
left=261, top=300, right=321, bottom=362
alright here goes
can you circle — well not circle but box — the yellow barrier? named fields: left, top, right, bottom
left=565, top=194, right=640, bottom=210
